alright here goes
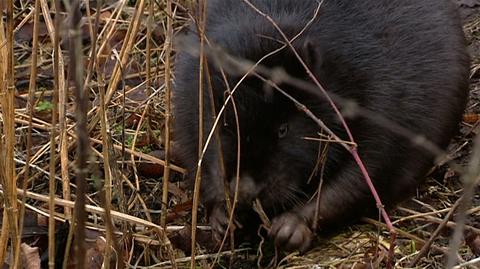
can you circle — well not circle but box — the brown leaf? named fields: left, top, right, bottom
left=20, top=243, right=41, bottom=269
left=166, top=200, right=192, bottom=222
left=137, top=150, right=165, bottom=178
left=466, top=233, right=480, bottom=256
left=351, top=263, right=371, bottom=269
left=463, top=113, right=480, bottom=124
left=99, top=10, right=113, bottom=22
left=443, top=168, right=457, bottom=181
left=15, top=22, right=49, bottom=42
left=85, top=239, right=104, bottom=269
left=169, top=225, right=217, bottom=254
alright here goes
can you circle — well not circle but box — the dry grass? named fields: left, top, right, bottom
left=0, top=1, right=479, bottom=268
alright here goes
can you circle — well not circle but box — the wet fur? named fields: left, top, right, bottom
left=172, top=0, right=470, bottom=252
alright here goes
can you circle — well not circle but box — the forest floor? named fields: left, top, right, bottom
left=2, top=1, right=480, bottom=268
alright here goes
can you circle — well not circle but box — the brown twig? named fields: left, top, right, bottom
left=16, top=0, right=40, bottom=267
left=162, top=0, right=174, bottom=234
left=190, top=0, right=208, bottom=267
left=408, top=198, right=461, bottom=267
left=92, top=0, right=118, bottom=267
left=446, top=133, right=480, bottom=268
left=68, top=0, right=88, bottom=267
left=48, top=0, right=62, bottom=267
left=89, top=137, right=186, bottom=174
left=38, top=0, right=70, bottom=221
left=0, top=0, right=19, bottom=266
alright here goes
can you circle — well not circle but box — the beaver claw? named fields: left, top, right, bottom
left=269, top=212, right=313, bottom=254
left=209, top=204, right=230, bottom=242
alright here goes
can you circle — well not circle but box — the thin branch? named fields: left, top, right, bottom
left=68, top=0, right=88, bottom=266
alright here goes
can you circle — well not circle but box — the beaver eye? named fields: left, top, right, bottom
left=278, top=123, right=288, bottom=138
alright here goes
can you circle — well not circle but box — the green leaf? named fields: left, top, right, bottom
left=36, top=100, right=53, bottom=112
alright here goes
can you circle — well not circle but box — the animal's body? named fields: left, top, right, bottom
left=172, top=0, right=470, bottom=252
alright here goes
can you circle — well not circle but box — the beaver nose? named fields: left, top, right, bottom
left=229, top=174, right=261, bottom=204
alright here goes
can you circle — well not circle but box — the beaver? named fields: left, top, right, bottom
left=172, top=0, right=470, bottom=252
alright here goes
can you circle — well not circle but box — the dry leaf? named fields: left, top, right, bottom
left=20, top=243, right=41, bottom=269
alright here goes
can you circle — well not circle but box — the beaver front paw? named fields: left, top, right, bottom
left=209, top=203, right=230, bottom=243
left=269, top=212, right=313, bottom=253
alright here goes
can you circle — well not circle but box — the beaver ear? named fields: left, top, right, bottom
left=285, top=39, right=323, bottom=77
left=299, top=39, right=322, bottom=71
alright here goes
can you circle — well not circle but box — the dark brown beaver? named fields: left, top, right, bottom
left=172, top=0, right=470, bottom=252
